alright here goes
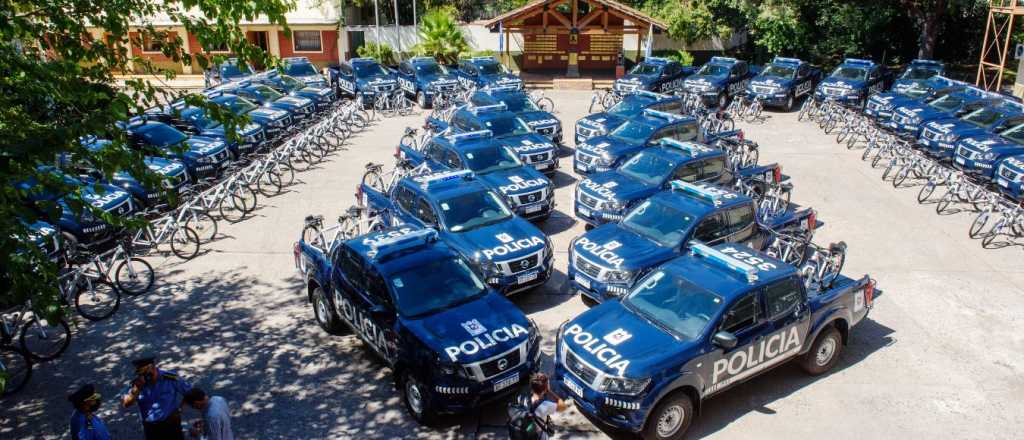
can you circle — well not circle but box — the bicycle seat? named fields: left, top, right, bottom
left=365, top=162, right=383, bottom=170
left=305, top=214, right=324, bottom=223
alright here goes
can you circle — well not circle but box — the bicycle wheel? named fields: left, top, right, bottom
left=273, top=161, right=295, bottom=187
left=721, top=118, right=735, bottom=132
left=798, top=101, right=811, bottom=121
left=893, top=166, right=910, bottom=188
left=821, top=246, right=846, bottom=289
left=836, top=127, right=850, bottom=144
left=169, top=226, right=201, bottom=260
left=0, top=346, right=32, bottom=396
left=20, top=317, right=71, bottom=361
left=74, top=277, right=120, bottom=321
left=969, top=212, right=991, bottom=239
left=114, top=257, right=155, bottom=296
left=185, top=210, right=218, bottom=243
left=537, top=97, right=554, bottom=112
left=400, top=134, right=417, bottom=150
left=302, top=224, right=323, bottom=247
left=861, top=145, right=874, bottom=161
left=935, top=191, right=953, bottom=214
left=362, top=170, right=386, bottom=193
left=917, top=181, right=937, bottom=204
left=219, top=192, right=247, bottom=223
left=236, top=185, right=258, bottom=214
left=258, top=168, right=284, bottom=197
left=981, top=223, right=1003, bottom=248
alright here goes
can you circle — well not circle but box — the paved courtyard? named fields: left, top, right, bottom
left=3, top=91, right=1024, bottom=439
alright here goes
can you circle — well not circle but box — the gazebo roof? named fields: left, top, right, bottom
left=483, top=0, right=667, bottom=31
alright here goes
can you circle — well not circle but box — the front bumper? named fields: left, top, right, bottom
left=917, top=136, right=956, bottom=158
left=574, top=199, right=623, bottom=227
left=566, top=265, right=630, bottom=303
left=553, top=364, right=647, bottom=433
left=952, top=155, right=996, bottom=178
left=513, top=198, right=555, bottom=221
left=486, top=255, right=553, bottom=295
left=995, top=174, right=1024, bottom=199
left=813, top=91, right=862, bottom=105
left=429, top=344, right=541, bottom=413
left=747, top=91, right=789, bottom=106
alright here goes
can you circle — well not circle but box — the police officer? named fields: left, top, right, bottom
left=69, top=384, right=111, bottom=440
left=121, top=356, right=193, bottom=440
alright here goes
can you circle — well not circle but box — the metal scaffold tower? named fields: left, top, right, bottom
left=977, top=0, right=1024, bottom=91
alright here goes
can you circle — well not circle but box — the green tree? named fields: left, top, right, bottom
left=413, top=6, right=469, bottom=64
left=358, top=41, right=397, bottom=65
left=1, top=0, right=292, bottom=319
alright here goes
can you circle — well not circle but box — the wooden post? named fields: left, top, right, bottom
left=636, top=27, right=642, bottom=63
left=998, top=13, right=1015, bottom=90
left=505, top=29, right=511, bottom=71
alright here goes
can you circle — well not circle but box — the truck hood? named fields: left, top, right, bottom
left=199, top=122, right=262, bottom=140
left=959, top=134, right=1024, bottom=155
left=750, top=76, right=794, bottom=89
left=483, top=74, right=522, bottom=89
left=143, top=157, right=187, bottom=177
left=819, top=77, right=866, bottom=91
left=404, top=292, right=531, bottom=364
left=271, top=96, right=314, bottom=110
left=896, top=104, right=947, bottom=123
left=421, top=74, right=460, bottom=88
left=80, top=184, right=132, bottom=212
left=445, top=217, right=546, bottom=262
left=495, top=134, right=557, bottom=156
left=924, top=118, right=986, bottom=137
left=576, top=135, right=640, bottom=159
left=578, top=172, right=657, bottom=205
left=573, top=224, right=676, bottom=271
left=293, top=74, right=327, bottom=88
left=183, top=137, right=228, bottom=158
left=578, top=112, right=627, bottom=131
left=477, top=167, right=550, bottom=198
left=357, top=74, right=398, bottom=89
left=247, top=107, right=290, bottom=124
left=685, top=75, right=728, bottom=90
left=291, top=87, right=334, bottom=102
left=519, top=111, right=560, bottom=129
left=617, top=74, right=657, bottom=87
left=892, top=78, right=928, bottom=94
left=562, top=300, right=693, bottom=377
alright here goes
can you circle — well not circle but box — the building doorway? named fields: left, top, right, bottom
left=347, top=31, right=365, bottom=60
left=247, top=31, right=270, bottom=68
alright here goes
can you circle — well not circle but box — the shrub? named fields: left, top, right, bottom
left=357, top=42, right=397, bottom=66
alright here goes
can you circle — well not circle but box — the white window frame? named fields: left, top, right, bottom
left=141, top=34, right=165, bottom=54
left=292, top=30, right=323, bottom=53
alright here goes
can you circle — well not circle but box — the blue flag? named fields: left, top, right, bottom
left=645, top=23, right=653, bottom=58
left=498, top=21, right=504, bottom=53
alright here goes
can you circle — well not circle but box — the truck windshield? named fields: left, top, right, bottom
left=141, top=124, right=188, bottom=146
left=285, top=63, right=319, bottom=77
left=697, top=64, right=729, bottom=77
left=440, top=190, right=513, bottom=232
left=999, top=123, right=1024, bottom=143
left=762, top=65, right=795, bottom=78
left=463, top=146, right=521, bottom=174
left=962, top=107, right=1006, bottom=128
left=610, top=120, right=656, bottom=141
left=927, top=94, right=964, bottom=112
left=608, top=96, right=651, bottom=116
left=278, top=75, right=306, bottom=91
left=184, top=110, right=218, bottom=130
left=225, top=97, right=259, bottom=114
left=250, top=86, right=284, bottom=102
left=901, top=67, right=938, bottom=80
left=478, top=63, right=504, bottom=75
left=902, top=86, right=932, bottom=99
left=416, top=63, right=446, bottom=76
left=630, top=63, right=661, bottom=75
left=622, top=271, right=723, bottom=341
left=831, top=67, right=867, bottom=81
left=354, top=63, right=389, bottom=78
left=221, top=63, right=252, bottom=79
left=620, top=199, right=696, bottom=247
left=497, top=95, right=539, bottom=112
left=391, top=257, right=488, bottom=318
left=483, top=116, right=532, bottom=137
left=617, top=151, right=675, bottom=185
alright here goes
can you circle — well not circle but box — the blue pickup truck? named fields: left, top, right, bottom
left=746, top=57, right=821, bottom=111
left=469, top=87, right=562, bottom=143
left=573, top=139, right=754, bottom=226
left=214, top=80, right=317, bottom=124
left=554, top=242, right=874, bottom=440
left=576, top=91, right=683, bottom=144
left=890, top=59, right=945, bottom=95
left=574, top=109, right=702, bottom=175
left=888, top=86, right=1002, bottom=138
left=994, top=155, right=1024, bottom=199
left=451, top=56, right=523, bottom=91
left=683, top=57, right=760, bottom=108
left=865, top=76, right=961, bottom=120
left=358, top=170, right=553, bottom=296
left=395, top=56, right=462, bottom=108
left=281, top=56, right=328, bottom=88
left=21, top=167, right=136, bottom=250
left=613, top=57, right=694, bottom=95
left=205, top=92, right=295, bottom=142
left=814, top=58, right=890, bottom=108
left=918, top=99, right=1024, bottom=159
left=953, top=121, right=1024, bottom=179
left=208, top=58, right=255, bottom=85
left=121, top=119, right=232, bottom=180
left=570, top=180, right=814, bottom=303
left=397, top=130, right=555, bottom=221
left=71, top=137, right=190, bottom=208
left=26, top=220, right=62, bottom=261
left=327, top=57, right=400, bottom=106
left=294, top=225, right=540, bottom=423
left=434, top=103, right=559, bottom=174
left=146, top=102, right=267, bottom=159
left=252, top=70, right=337, bottom=112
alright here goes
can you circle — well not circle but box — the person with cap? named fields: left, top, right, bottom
left=121, top=356, right=193, bottom=440
left=69, top=384, right=111, bottom=440
left=183, top=388, right=234, bottom=440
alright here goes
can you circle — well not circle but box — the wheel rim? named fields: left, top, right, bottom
left=656, top=405, right=685, bottom=437
left=815, top=336, right=837, bottom=366
left=315, top=293, right=329, bottom=325
left=405, top=378, right=424, bottom=416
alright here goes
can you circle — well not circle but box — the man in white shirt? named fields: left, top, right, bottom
left=183, top=388, right=233, bottom=440
left=530, top=373, right=569, bottom=440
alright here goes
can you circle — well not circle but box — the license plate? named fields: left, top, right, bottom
left=998, top=177, right=1010, bottom=188
left=525, top=204, right=543, bottom=214
left=534, top=163, right=549, bottom=171
left=575, top=275, right=591, bottom=289
left=956, top=157, right=966, bottom=165
left=494, top=373, right=519, bottom=393
left=564, top=376, right=584, bottom=397
left=578, top=207, right=591, bottom=217
left=517, top=271, right=539, bottom=285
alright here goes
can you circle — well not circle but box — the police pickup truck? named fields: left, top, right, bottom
left=683, top=57, right=760, bottom=108
left=574, top=109, right=703, bottom=175
left=358, top=170, right=553, bottom=296
left=206, top=92, right=295, bottom=142
left=326, top=57, right=400, bottom=106
left=395, top=56, right=461, bottom=108
left=952, top=120, right=1024, bottom=179
left=20, top=167, right=135, bottom=250
left=613, top=57, right=695, bottom=95
left=865, top=76, right=961, bottom=120
left=888, top=85, right=1002, bottom=138
left=918, top=99, right=1024, bottom=159
left=555, top=242, right=874, bottom=440
left=72, top=137, right=189, bottom=208
left=574, top=138, right=774, bottom=226
left=209, top=58, right=255, bottom=84
left=281, top=56, right=328, bottom=88
left=814, top=58, right=890, bottom=108
left=252, top=70, right=337, bottom=112
left=214, top=80, right=317, bottom=124
left=746, top=57, right=820, bottom=111
left=569, top=180, right=814, bottom=303
left=576, top=91, right=683, bottom=144
left=451, top=56, right=523, bottom=91
left=121, top=119, right=231, bottom=180
left=146, top=102, right=266, bottom=159
left=397, top=130, right=555, bottom=221
left=890, top=59, right=945, bottom=95
left=294, top=225, right=540, bottom=423
left=994, top=155, right=1024, bottom=199
left=26, top=220, right=62, bottom=261
left=433, top=103, right=558, bottom=174
left=469, top=86, right=562, bottom=143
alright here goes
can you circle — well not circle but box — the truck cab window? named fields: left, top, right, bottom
left=721, top=293, right=759, bottom=334
left=764, top=277, right=803, bottom=318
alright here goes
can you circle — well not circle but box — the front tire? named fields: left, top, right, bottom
left=643, top=392, right=694, bottom=440
left=401, top=371, right=437, bottom=425
left=783, top=93, right=795, bottom=112
left=417, top=91, right=428, bottom=109
left=312, top=287, right=343, bottom=335
left=800, top=326, right=843, bottom=375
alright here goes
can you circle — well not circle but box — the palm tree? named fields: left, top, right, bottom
left=415, top=7, right=469, bottom=65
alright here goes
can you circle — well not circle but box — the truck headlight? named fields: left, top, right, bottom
left=473, top=253, right=501, bottom=276
left=605, top=200, right=623, bottom=211
left=982, top=152, right=998, bottom=161
left=943, top=133, right=959, bottom=143
left=604, top=269, right=634, bottom=284
left=197, top=155, right=217, bottom=164
left=437, top=359, right=471, bottom=379
left=543, top=237, right=553, bottom=260
left=598, top=152, right=613, bottom=166
left=600, top=376, right=650, bottom=396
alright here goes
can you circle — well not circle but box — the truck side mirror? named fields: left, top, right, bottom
left=712, top=331, right=738, bottom=349
left=369, top=304, right=388, bottom=316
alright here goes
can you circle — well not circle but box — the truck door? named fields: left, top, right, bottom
left=692, top=213, right=729, bottom=245
left=762, top=276, right=811, bottom=347
left=356, top=269, right=399, bottom=365
left=697, top=291, right=770, bottom=396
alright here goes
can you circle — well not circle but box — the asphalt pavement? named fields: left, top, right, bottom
left=2, top=91, right=1023, bottom=439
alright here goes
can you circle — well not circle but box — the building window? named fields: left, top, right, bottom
left=293, top=31, right=322, bottom=52
left=141, top=34, right=164, bottom=53
left=204, top=41, right=229, bottom=53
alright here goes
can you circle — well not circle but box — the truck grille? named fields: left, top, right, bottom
left=576, top=125, right=597, bottom=139
left=578, top=192, right=601, bottom=209
left=614, top=83, right=638, bottom=93
left=867, top=101, right=883, bottom=111
left=110, top=199, right=133, bottom=216
left=1001, top=166, right=1018, bottom=181
left=564, top=349, right=599, bottom=387
left=575, top=255, right=602, bottom=279
left=536, top=126, right=556, bottom=136
left=516, top=190, right=545, bottom=206
left=823, top=87, right=846, bottom=96
left=922, top=129, right=940, bottom=141
left=752, top=85, right=775, bottom=94
left=479, top=349, right=522, bottom=378
left=504, top=253, right=540, bottom=275
left=893, top=114, right=911, bottom=125
left=527, top=152, right=551, bottom=163
left=575, top=151, right=596, bottom=164
left=373, top=83, right=397, bottom=93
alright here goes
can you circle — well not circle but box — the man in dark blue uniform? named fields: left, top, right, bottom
left=121, top=356, right=193, bottom=440
left=69, top=384, right=111, bottom=440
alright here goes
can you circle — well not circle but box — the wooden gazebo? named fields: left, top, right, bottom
left=483, top=0, right=667, bottom=76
